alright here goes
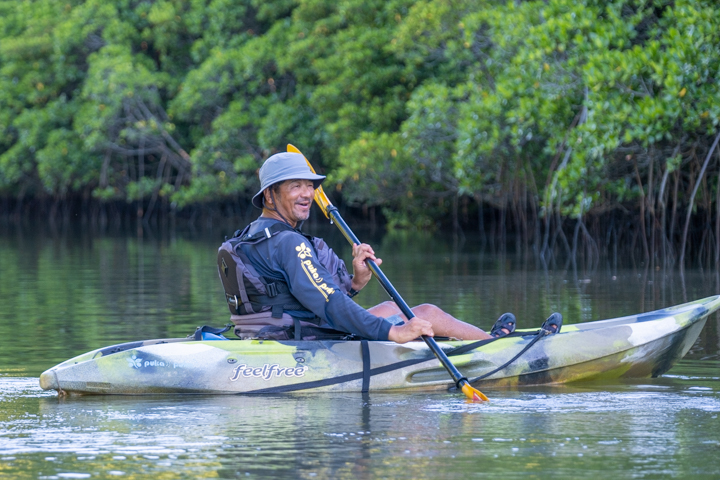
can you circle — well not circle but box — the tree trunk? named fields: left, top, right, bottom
left=634, top=160, right=650, bottom=264
left=716, top=154, right=720, bottom=270
left=475, top=194, right=486, bottom=248
left=647, top=154, right=656, bottom=270
left=680, top=131, right=720, bottom=271
left=657, top=143, right=681, bottom=268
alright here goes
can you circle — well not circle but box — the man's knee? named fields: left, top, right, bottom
left=379, top=301, right=399, bottom=310
left=374, top=302, right=446, bottom=319
left=412, top=303, right=442, bottom=317
left=369, top=301, right=402, bottom=317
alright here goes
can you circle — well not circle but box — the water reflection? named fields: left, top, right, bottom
left=1, top=376, right=719, bottom=479
left=1, top=225, right=720, bottom=477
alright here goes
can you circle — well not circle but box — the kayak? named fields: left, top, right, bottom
left=39, top=296, right=719, bottom=395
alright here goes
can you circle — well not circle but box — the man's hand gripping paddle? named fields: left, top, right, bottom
left=287, top=144, right=489, bottom=402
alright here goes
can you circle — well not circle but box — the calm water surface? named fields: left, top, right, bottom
left=1, top=223, right=719, bottom=478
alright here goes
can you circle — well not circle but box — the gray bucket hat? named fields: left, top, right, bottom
left=251, top=152, right=326, bottom=209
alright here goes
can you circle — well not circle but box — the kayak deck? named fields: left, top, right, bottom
left=39, top=295, right=720, bottom=395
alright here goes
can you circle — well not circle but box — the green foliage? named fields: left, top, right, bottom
left=1, top=0, right=720, bottom=230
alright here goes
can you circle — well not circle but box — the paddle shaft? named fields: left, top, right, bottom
left=286, top=143, right=484, bottom=399
left=324, top=205, right=472, bottom=390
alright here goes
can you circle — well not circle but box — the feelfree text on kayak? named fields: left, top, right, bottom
left=229, top=363, right=309, bottom=381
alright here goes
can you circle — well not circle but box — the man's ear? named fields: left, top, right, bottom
left=263, top=189, right=272, bottom=206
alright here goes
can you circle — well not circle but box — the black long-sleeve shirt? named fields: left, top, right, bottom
left=239, top=217, right=393, bottom=340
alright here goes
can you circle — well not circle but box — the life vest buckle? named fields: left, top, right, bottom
left=226, top=293, right=239, bottom=309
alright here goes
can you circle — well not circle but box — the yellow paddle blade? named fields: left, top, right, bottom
left=287, top=144, right=332, bottom=218
left=461, top=382, right=489, bottom=402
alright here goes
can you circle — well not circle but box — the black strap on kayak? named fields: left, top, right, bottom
left=293, top=317, right=302, bottom=341
left=445, top=329, right=543, bottom=358
left=244, top=330, right=548, bottom=395
left=466, top=330, right=548, bottom=383
left=245, top=356, right=437, bottom=394
left=361, top=340, right=371, bottom=393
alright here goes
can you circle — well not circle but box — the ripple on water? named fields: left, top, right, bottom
left=0, top=376, right=54, bottom=400
left=2, top=375, right=720, bottom=478
left=423, top=388, right=720, bottom=414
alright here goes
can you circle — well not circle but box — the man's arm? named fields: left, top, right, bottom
left=275, top=233, right=395, bottom=340
left=349, top=243, right=381, bottom=292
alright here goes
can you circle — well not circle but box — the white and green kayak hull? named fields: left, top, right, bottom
left=39, top=296, right=720, bottom=395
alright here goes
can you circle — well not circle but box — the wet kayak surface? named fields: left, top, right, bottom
left=2, top=366, right=720, bottom=479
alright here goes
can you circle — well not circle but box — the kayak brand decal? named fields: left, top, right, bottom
left=125, top=352, right=188, bottom=370
left=230, top=363, right=308, bottom=382
left=296, top=241, right=335, bottom=301
left=127, top=354, right=143, bottom=369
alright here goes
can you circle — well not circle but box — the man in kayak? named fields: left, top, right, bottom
left=220, top=152, right=514, bottom=344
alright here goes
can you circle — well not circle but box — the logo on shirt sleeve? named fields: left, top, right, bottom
left=296, top=243, right=313, bottom=259
left=296, top=242, right=335, bottom=301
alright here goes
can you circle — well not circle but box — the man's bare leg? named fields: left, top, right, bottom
left=368, top=301, right=492, bottom=340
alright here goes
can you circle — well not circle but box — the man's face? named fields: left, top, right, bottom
left=265, top=179, right=315, bottom=225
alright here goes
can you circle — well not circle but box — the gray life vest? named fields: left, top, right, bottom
left=217, top=221, right=353, bottom=340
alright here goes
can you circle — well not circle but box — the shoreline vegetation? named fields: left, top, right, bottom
left=2, top=1, right=720, bottom=270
